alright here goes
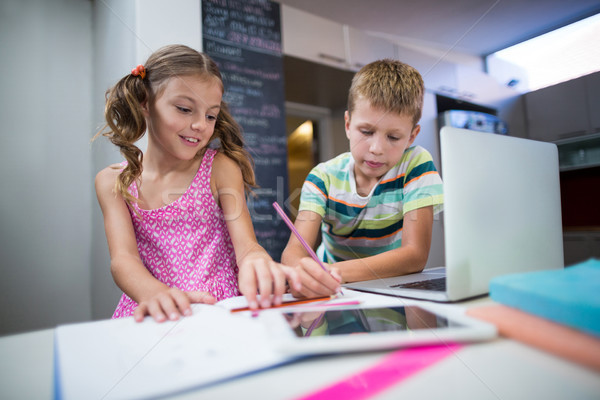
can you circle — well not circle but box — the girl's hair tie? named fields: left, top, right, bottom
left=131, top=64, right=146, bottom=79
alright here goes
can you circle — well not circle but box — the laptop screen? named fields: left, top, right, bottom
left=440, top=126, right=564, bottom=299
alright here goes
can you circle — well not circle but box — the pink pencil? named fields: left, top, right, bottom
left=273, top=202, right=343, bottom=294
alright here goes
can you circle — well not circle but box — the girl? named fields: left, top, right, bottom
left=95, top=44, right=300, bottom=322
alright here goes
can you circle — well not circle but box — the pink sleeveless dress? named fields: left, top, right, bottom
left=112, top=148, right=240, bottom=318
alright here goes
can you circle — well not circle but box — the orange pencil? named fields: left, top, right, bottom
left=231, top=295, right=332, bottom=313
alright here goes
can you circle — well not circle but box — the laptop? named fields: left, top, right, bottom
left=344, top=126, right=564, bottom=302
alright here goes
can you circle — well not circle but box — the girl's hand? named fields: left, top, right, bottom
left=133, top=289, right=216, bottom=323
left=237, top=254, right=302, bottom=310
left=289, top=257, right=342, bottom=299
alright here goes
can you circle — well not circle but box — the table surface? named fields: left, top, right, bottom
left=1, top=295, right=599, bottom=400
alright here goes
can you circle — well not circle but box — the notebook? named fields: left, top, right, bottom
left=344, top=126, right=564, bottom=302
left=489, top=257, right=600, bottom=336
left=54, top=304, right=296, bottom=400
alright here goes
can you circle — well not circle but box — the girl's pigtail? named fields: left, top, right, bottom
left=214, top=102, right=257, bottom=194
left=97, top=73, right=149, bottom=207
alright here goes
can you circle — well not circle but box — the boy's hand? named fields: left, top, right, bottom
left=237, top=254, right=302, bottom=310
left=133, top=289, right=216, bottom=323
left=290, top=257, right=342, bottom=298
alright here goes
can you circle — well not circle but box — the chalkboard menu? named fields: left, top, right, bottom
left=202, top=0, right=290, bottom=260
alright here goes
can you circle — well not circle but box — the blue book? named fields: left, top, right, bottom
left=489, top=258, right=600, bottom=337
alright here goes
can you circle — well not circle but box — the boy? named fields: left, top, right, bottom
left=281, top=59, right=443, bottom=298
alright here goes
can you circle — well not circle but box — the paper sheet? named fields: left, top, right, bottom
left=54, top=305, right=293, bottom=400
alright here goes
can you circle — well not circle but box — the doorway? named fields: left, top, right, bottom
left=285, top=102, right=333, bottom=217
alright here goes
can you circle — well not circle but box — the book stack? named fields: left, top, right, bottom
left=467, top=258, right=600, bottom=372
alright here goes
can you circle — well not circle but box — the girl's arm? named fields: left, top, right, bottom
left=281, top=210, right=342, bottom=298
left=211, top=154, right=301, bottom=309
left=95, top=167, right=215, bottom=323
left=334, top=206, right=434, bottom=282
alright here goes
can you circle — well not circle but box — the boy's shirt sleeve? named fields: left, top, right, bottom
left=299, top=164, right=329, bottom=217
left=402, top=147, right=444, bottom=215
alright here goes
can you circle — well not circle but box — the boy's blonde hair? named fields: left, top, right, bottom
left=347, top=59, right=424, bottom=126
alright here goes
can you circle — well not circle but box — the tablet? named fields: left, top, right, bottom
left=261, top=302, right=497, bottom=355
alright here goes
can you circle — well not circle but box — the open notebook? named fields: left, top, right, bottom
left=345, top=126, right=564, bottom=302
left=54, top=304, right=295, bottom=400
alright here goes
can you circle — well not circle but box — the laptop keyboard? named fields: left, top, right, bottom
left=390, top=277, right=446, bottom=291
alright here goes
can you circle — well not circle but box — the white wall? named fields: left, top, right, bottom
left=90, top=0, right=138, bottom=321
left=0, top=0, right=93, bottom=334
left=135, top=0, right=202, bottom=61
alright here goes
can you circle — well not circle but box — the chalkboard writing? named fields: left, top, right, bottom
left=202, top=0, right=290, bottom=260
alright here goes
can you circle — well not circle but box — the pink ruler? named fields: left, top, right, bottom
left=296, top=344, right=462, bottom=400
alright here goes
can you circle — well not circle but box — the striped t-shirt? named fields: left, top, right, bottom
left=299, top=146, right=443, bottom=263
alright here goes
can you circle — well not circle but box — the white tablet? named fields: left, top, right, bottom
left=261, top=302, right=497, bottom=355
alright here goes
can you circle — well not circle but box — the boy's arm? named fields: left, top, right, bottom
left=334, top=206, right=434, bottom=283
left=280, top=210, right=321, bottom=265
left=281, top=210, right=341, bottom=297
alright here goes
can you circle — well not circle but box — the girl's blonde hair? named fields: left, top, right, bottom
left=347, top=59, right=424, bottom=126
left=97, top=44, right=255, bottom=207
